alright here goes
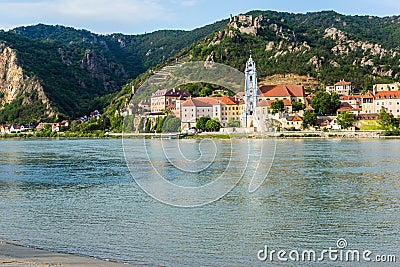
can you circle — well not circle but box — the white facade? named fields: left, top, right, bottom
left=241, top=55, right=260, bottom=129
left=375, top=91, right=400, bottom=117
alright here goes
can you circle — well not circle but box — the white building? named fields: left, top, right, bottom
left=373, top=82, right=400, bottom=94
left=375, top=91, right=400, bottom=117
left=326, top=80, right=353, bottom=95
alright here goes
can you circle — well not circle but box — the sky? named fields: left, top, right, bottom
left=0, top=0, right=399, bottom=35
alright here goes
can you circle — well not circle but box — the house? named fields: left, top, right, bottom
left=151, top=88, right=190, bottom=114
left=180, top=96, right=243, bottom=129
left=374, top=91, right=400, bottom=117
left=337, top=102, right=361, bottom=115
left=181, top=97, right=217, bottom=130
left=361, top=92, right=375, bottom=114
left=326, top=119, right=342, bottom=130
left=256, top=99, right=292, bottom=114
left=52, top=124, right=59, bottom=132
left=90, top=110, right=101, bottom=120
left=373, top=82, right=400, bottom=94
left=0, top=125, right=10, bottom=134
left=9, top=125, right=21, bottom=133
left=326, top=80, right=353, bottom=95
left=258, top=85, right=307, bottom=108
left=279, top=115, right=303, bottom=130
left=212, top=96, right=243, bottom=127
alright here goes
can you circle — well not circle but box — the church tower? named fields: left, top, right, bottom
left=242, top=55, right=258, bottom=128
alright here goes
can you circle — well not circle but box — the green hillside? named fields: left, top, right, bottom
left=186, top=10, right=399, bottom=90
left=0, top=20, right=226, bottom=123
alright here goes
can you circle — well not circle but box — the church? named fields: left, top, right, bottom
left=240, top=55, right=307, bottom=132
left=240, top=55, right=266, bottom=132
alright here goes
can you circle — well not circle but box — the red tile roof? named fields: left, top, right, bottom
left=182, top=97, right=219, bottom=107
left=361, top=92, right=375, bottom=99
left=213, top=96, right=238, bottom=105
left=257, top=99, right=292, bottom=107
left=335, top=80, right=352, bottom=86
left=374, top=91, right=400, bottom=99
left=259, top=85, right=305, bottom=98
left=152, top=88, right=190, bottom=98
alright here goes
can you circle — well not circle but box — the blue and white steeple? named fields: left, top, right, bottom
left=243, top=55, right=258, bottom=117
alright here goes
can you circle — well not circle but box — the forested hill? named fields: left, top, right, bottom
left=185, top=10, right=400, bottom=90
left=0, top=20, right=227, bottom=123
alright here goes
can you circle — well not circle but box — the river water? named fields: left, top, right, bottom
left=0, top=138, right=399, bottom=266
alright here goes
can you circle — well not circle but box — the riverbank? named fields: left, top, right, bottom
left=0, top=239, right=140, bottom=267
left=2, top=130, right=400, bottom=140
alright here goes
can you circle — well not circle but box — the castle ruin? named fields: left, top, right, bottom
left=229, top=14, right=264, bottom=35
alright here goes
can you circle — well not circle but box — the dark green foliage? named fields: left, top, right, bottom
left=302, top=110, right=317, bottom=128
left=336, top=112, right=355, bottom=129
left=199, top=87, right=213, bottom=97
left=0, top=96, right=47, bottom=124
left=378, top=107, right=399, bottom=135
left=205, top=119, right=221, bottom=132
left=145, top=119, right=152, bottom=133
left=311, top=91, right=341, bottom=115
left=270, top=100, right=285, bottom=114
left=228, top=119, right=240, bottom=127
left=196, top=116, right=210, bottom=131
left=0, top=21, right=226, bottom=122
left=292, top=101, right=305, bottom=112
left=187, top=10, right=400, bottom=92
left=162, top=115, right=181, bottom=132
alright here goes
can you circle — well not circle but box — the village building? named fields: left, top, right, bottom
left=373, top=82, right=400, bottom=94
left=150, top=88, right=190, bottom=114
left=0, top=125, right=10, bottom=134
left=361, top=92, right=375, bottom=114
left=180, top=96, right=242, bottom=130
left=280, top=115, right=303, bottom=130
left=258, top=85, right=306, bottom=114
left=374, top=91, right=400, bottom=117
left=326, top=80, right=353, bottom=95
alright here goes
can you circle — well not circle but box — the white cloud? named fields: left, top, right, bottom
left=0, top=0, right=174, bottom=33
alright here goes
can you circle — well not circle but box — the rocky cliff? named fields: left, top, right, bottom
left=0, top=43, right=54, bottom=120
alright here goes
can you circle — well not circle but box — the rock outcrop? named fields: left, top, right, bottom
left=0, top=43, right=54, bottom=116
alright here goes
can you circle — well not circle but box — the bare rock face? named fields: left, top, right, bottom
left=0, top=43, right=54, bottom=116
left=80, top=49, right=126, bottom=92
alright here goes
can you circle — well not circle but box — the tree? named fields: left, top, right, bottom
left=199, top=87, right=213, bottom=97
left=196, top=116, right=210, bottom=132
left=292, top=101, right=305, bottom=112
left=311, top=91, right=341, bottom=115
left=336, top=112, right=355, bottom=129
left=270, top=100, right=285, bottom=114
left=228, top=119, right=240, bottom=127
left=162, top=115, right=181, bottom=132
left=302, top=110, right=317, bottom=129
left=378, top=107, right=399, bottom=135
left=205, top=119, right=221, bottom=132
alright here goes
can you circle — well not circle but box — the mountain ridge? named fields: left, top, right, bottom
left=1, top=10, right=400, bottom=124
left=0, top=20, right=227, bottom=123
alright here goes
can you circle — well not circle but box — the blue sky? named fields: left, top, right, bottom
left=0, top=0, right=399, bottom=34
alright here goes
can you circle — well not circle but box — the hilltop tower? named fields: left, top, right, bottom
left=241, top=55, right=259, bottom=129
